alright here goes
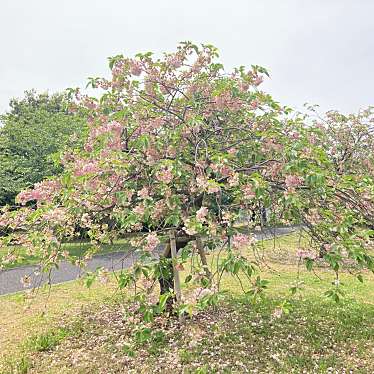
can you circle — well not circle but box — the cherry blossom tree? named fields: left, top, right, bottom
left=1, top=42, right=373, bottom=313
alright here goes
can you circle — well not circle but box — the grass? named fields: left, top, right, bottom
left=0, top=278, right=119, bottom=372
left=1, top=232, right=374, bottom=373
left=0, top=239, right=132, bottom=269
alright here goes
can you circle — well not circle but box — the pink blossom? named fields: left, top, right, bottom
left=16, top=190, right=40, bottom=204
left=16, top=180, right=61, bottom=205
left=141, top=278, right=153, bottom=289
left=157, top=167, right=173, bottom=184
left=210, top=164, right=219, bottom=173
left=82, top=98, right=97, bottom=110
left=112, top=61, right=124, bottom=77
left=253, top=75, right=264, bottom=86
left=263, top=139, right=283, bottom=153
left=87, top=122, right=122, bottom=149
left=214, top=93, right=227, bottom=110
left=42, top=208, right=68, bottom=226
left=145, top=80, right=155, bottom=96
left=144, top=233, right=160, bottom=252
left=130, top=60, right=142, bottom=76
left=207, top=184, right=220, bottom=194
left=285, top=175, right=304, bottom=190
left=196, top=206, right=208, bottom=222
left=228, top=173, right=239, bottom=187
left=167, top=55, right=183, bottom=69
left=149, top=118, right=164, bottom=131
left=219, top=165, right=233, bottom=177
left=84, top=142, right=93, bottom=152
left=213, top=92, right=243, bottom=112
left=152, top=200, right=166, bottom=221
left=268, top=162, right=283, bottom=178
left=250, top=100, right=259, bottom=110
left=133, top=204, right=145, bottom=216
left=232, top=233, right=255, bottom=250
left=186, top=83, right=199, bottom=96
left=308, top=134, right=317, bottom=144
left=296, top=249, right=317, bottom=260
left=191, top=62, right=202, bottom=74
left=132, top=222, right=143, bottom=231
left=323, top=243, right=332, bottom=252
left=159, top=84, right=169, bottom=95
left=291, top=132, right=300, bottom=140
left=194, top=287, right=214, bottom=300
left=125, top=190, right=134, bottom=202
left=74, top=161, right=100, bottom=177
left=81, top=213, right=92, bottom=227
left=239, top=82, right=249, bottom=92
left=138, top=187, right=150, bottom=199
left=243, top=184, right=256, bottom=200
left=145, top=146, right=160, bottom=164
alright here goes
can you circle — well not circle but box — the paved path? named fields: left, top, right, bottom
left=0, top=226, right=299, bottom=296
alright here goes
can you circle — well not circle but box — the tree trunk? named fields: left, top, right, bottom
left=170, top=230, right=182, bottom=303
left=196, top=235, right=211, bottom=279
left=158, top=243, right=174, bottom=297
left=157, top=234, right=193, bottom=310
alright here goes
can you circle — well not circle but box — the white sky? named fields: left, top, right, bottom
left=0, top=0, right=373, bottom=114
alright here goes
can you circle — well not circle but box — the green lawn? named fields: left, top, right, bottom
left=1, top=233, right=373, bottom=373
left=0, top=240, right=132, bottom=269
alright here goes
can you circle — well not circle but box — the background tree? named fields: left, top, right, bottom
left=313, top=108, right=374, bottom=254
left=0, top=90, right=86, bottom=206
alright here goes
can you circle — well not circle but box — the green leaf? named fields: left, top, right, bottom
left=158, top=293, right=170, bottom=312
left=305, top=258, right=314, bottom=271
left=84, top=272, right=97, bottom=288
left=185, top=274, right=193, bottom=284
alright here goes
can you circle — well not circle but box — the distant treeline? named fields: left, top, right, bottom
left=0, top=90, right=87, bottom=206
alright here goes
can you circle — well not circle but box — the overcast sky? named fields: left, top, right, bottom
left=0, top=0, right=373, bottom=114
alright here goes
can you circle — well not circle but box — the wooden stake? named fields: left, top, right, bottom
left=169, top=230, right=182, bottom=304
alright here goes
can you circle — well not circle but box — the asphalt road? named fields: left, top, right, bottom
left=0, top=226, right=298, bottom=296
